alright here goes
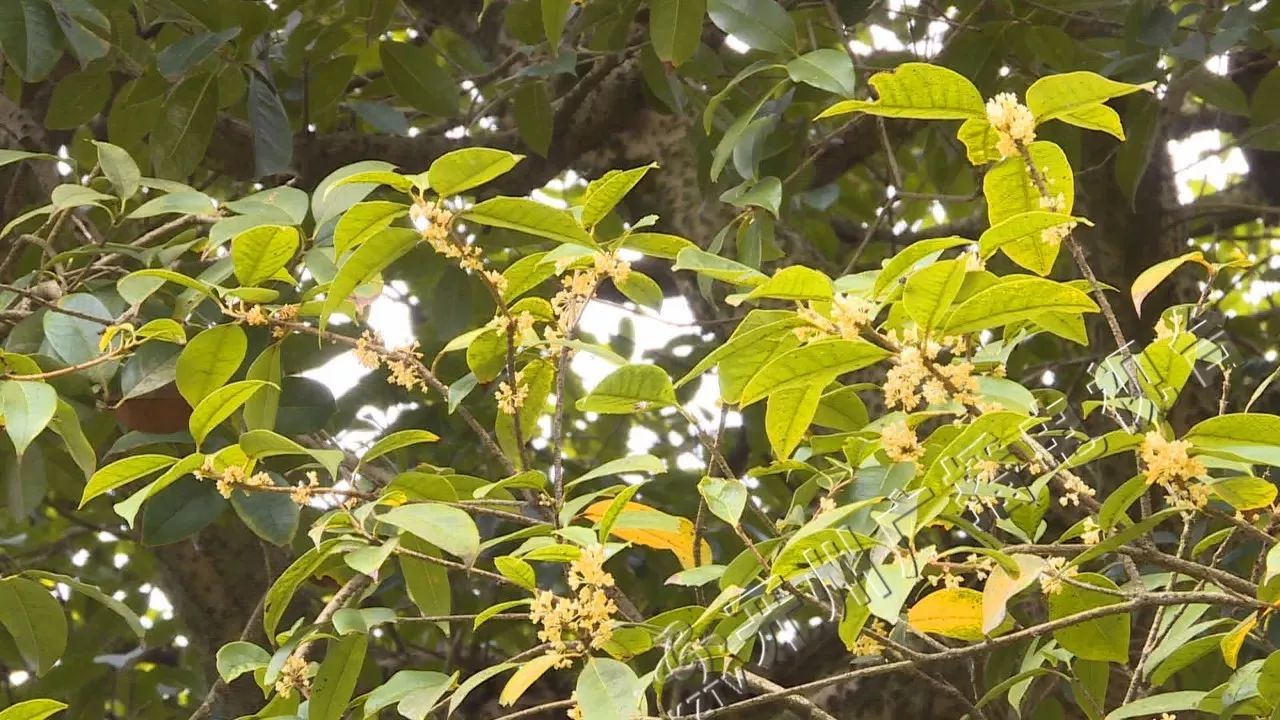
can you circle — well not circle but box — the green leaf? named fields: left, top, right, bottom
left=903, top=258, right=967, bottom=330
left=707, top=0, right=795, bottom=54
left=582, top=164, right=658, bottom=227
left=380, top=41, right=456, bottom=116
left=983, top=140, right=1073, bottom=224
left=0, top=0, right=62, bottom=82
left=243, top=344, right=282, bottom=431
left=216, top=641, right=270, bottom=682
left=576, top=657, right=646, bottom=720
left=1208, top=476, right=1277, bottom=511
left=673, top=247, right=769, bottom=286
left=20, top=571, right=142, bottom=639
left=0, top=577, right=67, bottom=675
left=1, top=381, right=56, bottom=457
left=576, top=364, right=677, bottom=413
left=765, top=381, right=822, bottom=459
left=0, top=699, right=67, bottom=720
left=465, top=328, right=506, bottom=383
left=332, top=607, right=396, bottom=635
left=44, top=68, right=111, bottom=130
left=365, top=670, right=454, bottom=718
left=362, top=429, right=440, bottom=465
left=787, top=49, right=857, bottom=97
left=176, top=324, right=247, bottom=406
left=1047, top=572, right=1129, bottom=663
left=152, top=73, right=218, bottom=179
left=400, top=538, right=452, bottom=622
left=43, top=293, right=116, bottom=384
left=1186, top=413, right=1280, bottom=467
left=264, top=540, right=340, bottom=636
left=1102, top=691, right=1206, bottom=720
left=428, top=147, right=524, bottom=197
left=231, top=477, right=300, bottom=545
left=156, top=28, right=239, bottom=79
left=817, top=62, right=984, bottom=120
left=188, top=380, right=274, bottom=447
left=650, top=0, right=705, bottom=66
left=334, top=200, right=408, bottom=258
left=80, top=454, right=177, bottom=507
left=978, top=211, right=1090, bottom=276
left=942, top=277, right=1098, bottom=335
left=463, top=197, right=596, bottom=247
left=494, top=556, right=537, bottom=591
left=514, top=82, right=554, bottom=157
left=310, top=633, right=368, bottom=720
left=48, top=400, right=95, bottom=480
left=698, top=476, right=747, bottom=525
left=0, top=150, right=57, bottom=169
left=873, top=236, right=973, bottom=297
left=739, top=338, right=889, bottom=406
left=744, top=265, right=833, bottom=302
left=321, top=227, right=419, bottom=331
left=615, top=271, right=664, bottom=310
left=314, top=160, right=396, bottom=225
left=1025, top=71, right=1155, bottom=125
left=126, top=190, right=217, bottom=219
left=542, top=0, right=571, bottom=47
left=570, top=454, right=667, bottom=487
left=231, top=225, right=299, bottom=286
left=381, top=503, right=481, bottom=563
left=449, top=663, right=516, bottom=716
left=247, top=70, right=293, bottom=177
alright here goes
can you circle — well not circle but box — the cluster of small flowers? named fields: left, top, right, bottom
left=354, top=330, right=384, bottom=369
left=880, top=420, right=923, bottom=463
left=354, top=330, right=424, bottom=391
left=985, top=92, right=1036, bottom=159
left=1140, top=432, right=1208, bottom=509
left=1058, top=472, right=1097, bottom=507
left=883, top=331, right=979, bottom=411
left=1039, top=556, right=1077, bottom=596
left=496, top=368, right=529, bottom=415
left=964, top=493, right=1000, bottom=517
left=592, top=251, right=631, bottom=283
left=385, top=345, right=423, bottom=391
left=549, top=270, right=597, bottom=347
left=528, top=546, right=618, bottom=664
left=291, top=471, right=320, bottom=505
left=1080, top=516, right=1101, bottom=545
left=201, top=458, right=272, bottom=499
left=927, top=568, right=964, bottom=589
left=965, top=554, right=996, bottom=581
left=274, top=654, right=309, bottom=698
left=566, top=699, right=583, bottom=720
left=228, top=302, right=299, bottom=336
left=817, top=496, right=837, bottom=515
left=1038, top=194, right=1076, bottom=246
left=794, top=294, right=877, bottom=343
left=851, top=620, right=889, bottom=657
left=494, top=310, right=537, bottom=340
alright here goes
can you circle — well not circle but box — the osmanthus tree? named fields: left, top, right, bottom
left=7, top=2, right=1280, bottom=720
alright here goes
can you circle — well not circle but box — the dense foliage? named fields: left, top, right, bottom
left=7, top=2, right=1280, bottom=720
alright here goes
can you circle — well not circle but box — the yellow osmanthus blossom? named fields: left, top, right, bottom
left=204, top=458, right=272, bottom=499
left=593, top=251, right=631, bottom=283
left=965, top=554, right=996, bottom=581
left=243, top=304, right=268, bottom=326
left=291, top=471, right=320, bottom=505
left=496, top=369, right=529, bottom=415
left=1080, top=516, right=1101, bottom=545
left=483, top=269, right=509, bottom=294
left=795, top=294, right=877, bottom=343
left=384, top=342, right=424, bottom=391
left=817, top=496, right=837, bottom=515
left=985, top=92, right=1036, bottom=159
left=1058, top=473, right=1097, bottom=507
left=1040, top=556, right=1077, bottom=596
left=529, top=545, right=619, bottom=662
left=354, top=330, right=384, bottom=369
left=274, top=654, right=309, bottom=698
left=1038, top=194, right=1077, bottom=246
left=567, top=699, right=584, bottom=720
left=1140, top=432, right=1208, bottom=509
left=851, top=620, right=888, bottom=657
left=881, top=421, right=923, bottom=463
left=883, top=330, right=979, bottom=411
left=494, top=311, right=538, bottom=341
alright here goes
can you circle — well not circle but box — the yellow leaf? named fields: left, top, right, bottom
left=1131, top=251, right=1210, bottom=316
left=908, top=587, right=986, bottom=641
left=981, top=554, right=1046, bottom=634
left=1220, top=613, right=1257, bottom=669
left=498, top=653, right=562, bottom=707
left=582, top=501, right=710, bottom=569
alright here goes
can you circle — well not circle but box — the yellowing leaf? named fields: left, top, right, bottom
left=1025, top=71, right=1155, bottom=125
left=907, top=587, right=985, bottom=641
left=499, top=653, right=561, bottom=707
left=583, top=501, right=710, bottom=569
left=816, top=62, right=984, bottom=120
left=1221, top=613, right=1257, bottom=669
left=981, top=554, right=1046, bottom=633
left=1131, top=252, right=1209, bottom=316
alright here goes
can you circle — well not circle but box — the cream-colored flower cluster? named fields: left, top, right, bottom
left=1140, top=432, right=1208, bottom=509
left=851, top=619, right=888, bottom=657
left=352, top=329, right=424, bottom=391
left=795, top=294, right=877, bottom=343
left=200, top=458, right=272, bottom=499
left=274, top=654, right=309, bottom=698
left=985, top=92, right=1036, bottom=159
left=880, top=420, right=923, bottom=463
left=1080, top=516, right=1101, bottom=545
left=1058, top=472, right=1097, bottom=507
left=529, top=545, right=619, bottom=664
left=291, top=471, right=321, bottom=505
left=1038, top=194, right=1076, bottom=246
left=495, top=368, right=529, bottom=415
left=883, top=331, right=979, bottom=411
left=1039, top=556, right=1077, bottom=596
